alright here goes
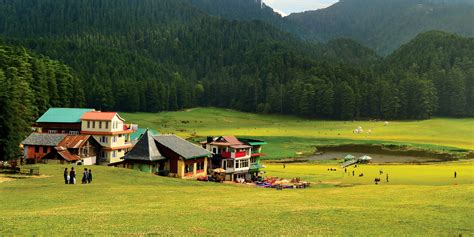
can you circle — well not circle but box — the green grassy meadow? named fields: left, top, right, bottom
left=1, top=163, right=473, bottom=236
left=2, top=108, right=472, bottom=235
left=122, top=108, right=474, bottom=159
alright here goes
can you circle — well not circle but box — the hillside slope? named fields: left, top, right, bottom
left=287, top=0, right=474, bottom=55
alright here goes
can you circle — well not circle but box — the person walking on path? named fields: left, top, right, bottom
left=63, top=168, right=68, bottom=184
left=454, top=171, right=457, bottom=178
left=87, top=169, right=93, bottom=183
left=386, top=173, right=389, bottom=182
left=69, top=167, right=76, bottom=184
left=82, top=168, right=88, bottom=184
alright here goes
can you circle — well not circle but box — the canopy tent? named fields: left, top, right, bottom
left=359, top=155, right=372, bottom=161
left=344, top=154, right=355, bottom=161
left=213, top=168, right=226, bottom=173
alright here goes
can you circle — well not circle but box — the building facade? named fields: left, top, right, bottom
left=80, top=112, right=135, bottom=164
left=202, top=136, right=266, bottom=181
left=121, top=130, right=211, bottom=179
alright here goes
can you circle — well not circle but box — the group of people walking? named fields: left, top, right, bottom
left=63, top=167, right=92, bottom=184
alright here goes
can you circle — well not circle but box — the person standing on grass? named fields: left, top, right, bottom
left=64, top=168, right=68, bottom=184
left=88, top=169, right=93, bottom=183
left=454, top=171, right=457, bottom=178
left=352, top=170, right=355, bottom=176
left=82, top=168, right=88, bottom=184
left=386, top=173, right=389, bottom=182
left=69, top=167, right=76, bottom=184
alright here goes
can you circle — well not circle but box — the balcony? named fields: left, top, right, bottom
left=221, top=151, right=249, bottom=159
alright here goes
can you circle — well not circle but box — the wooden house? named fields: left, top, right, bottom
left=42, top=135, right=100, bottom=165
left=121, top=130, right=211, bottom=179
left=21, top=133, right=68, bottom=164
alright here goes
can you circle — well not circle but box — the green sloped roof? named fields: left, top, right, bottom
left=249, top=163, right=265, bottom=170
left=131, top=128, right=160, bottom=141
left=36, top=108, right=94, bottom=123
left=237, top=138, right=267, bottom=146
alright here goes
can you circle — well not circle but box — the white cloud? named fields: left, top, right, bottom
left=262, top=0, right=338, bottom=15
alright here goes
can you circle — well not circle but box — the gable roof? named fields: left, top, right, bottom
left=81, top=111, right=124, bottom=121
left=124, top=129, right=165, bottom=162
left=21, top=133, right=67, bottom=146
left=57, top=135, right=91, bottom=149
left=154, top=135, right=211, bottom=160
left=36, top=108, right=94, bottom=123
left=222, top=136, right=242, bottom=145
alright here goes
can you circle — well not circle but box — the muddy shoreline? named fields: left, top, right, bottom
left=270, top=144, right=472, bottom=164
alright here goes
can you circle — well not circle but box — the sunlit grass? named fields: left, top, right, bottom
left=0, top=163, right=473, bottom=235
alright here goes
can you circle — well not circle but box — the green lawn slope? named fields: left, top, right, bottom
left=1, top=163, right=472, bottom=235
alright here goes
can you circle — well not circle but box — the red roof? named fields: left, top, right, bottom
left=81, top=111, right=122, bottom=121
left=57, top=150, right=80, bottom=161
left=58, top=135, right=90, bottom=149
left=222, top=136, right=242, bottom=145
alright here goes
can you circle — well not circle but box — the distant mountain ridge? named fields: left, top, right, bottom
left=287, top=0, right=474, bottom=55
left=0, top=0, right=471, bottom=121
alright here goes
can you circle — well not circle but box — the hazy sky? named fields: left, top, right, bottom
left=262, top=0, right=339, bottom=16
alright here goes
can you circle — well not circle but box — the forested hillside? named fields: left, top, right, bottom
left=385, top=31, right=474, bottom=117
left=287, top=0, right=474, bottom=55
left=0, top=44, right=83, bottom=160
left=0, top=0, right=472, bottom=126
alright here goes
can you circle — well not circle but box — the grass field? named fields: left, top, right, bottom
left=1, top=108, right=472, bottom=235
left=122, top=108, right=474, bottom=159
left=1, top=163, right=473, bottom=236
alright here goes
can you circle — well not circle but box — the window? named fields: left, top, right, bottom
left=250, top=157, right=256, bottom=163
left=100, top=136, right=108, bottom=143
left=35, top=146, right=40, bottom=153
left=87, top=121, right=90, bottom=128
left=92, top=121, right=96, bottom=128
left=112, top=151, right=117, bottom=158
left=235, top=161, right=240, bottom=169
left=241, top=159, right=249, bottom=168
left=106, top=121, right=109, bottom=129
left=99, top=121, right=102, bottom=129
left=43, top=146, right=48, bottom=153
left=197, top=162, right=204, bottom=171
left=113, top=136, right=117, bottom=142
left=227, top=161, right=233, bottom=168
left=185, top=164, right=193, bottom=173
left=48, top=130, right=57, bottom=134
left=212, top=147, right=217, bottom=154
left=69, top=131, right=79, bottom=135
